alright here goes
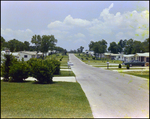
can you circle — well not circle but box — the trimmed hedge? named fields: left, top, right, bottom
left=118, top=64, right=122, bottom=68
left=30, top=59, right=55, bottom=84
left=2, top=56, right=61, bottom=84
left=48, top=59, right=60, bottom=75
left=9, top=61, right=30, bottom=82
left=127, top=64, right=130, bottom=69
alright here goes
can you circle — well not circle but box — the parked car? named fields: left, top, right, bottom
left=122, top=60, right=145, bottom=67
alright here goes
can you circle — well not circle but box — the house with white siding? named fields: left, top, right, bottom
left=123, top=54, right=135, bottom=62
left=135, top=52, right=149, bottom=62
left=85, top=50, right=94, bottom=56
left=104, top=52, right=124, bottom=60
left=1, top=50, right=44, bottom=62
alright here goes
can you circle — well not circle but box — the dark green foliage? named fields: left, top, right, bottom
left=9, top=61, right=30, bottom=82
left=118, top=64, right=122, bottom=68
left=127, top=64, right=130, bottom=69
left=81, top=58, right=84, bottom=60
left=60, top=56, right=63, bottom=61
left=92, top=57, right=95, bottom=60
left=48, top=59, right=60, bottom=75
left=1, top=54, right=17, bottom=81
left=86, top=57, right=88, bottom=60
left=31, top=59, right=55, bottom=84
left=27, top=58, right=39, bottom=69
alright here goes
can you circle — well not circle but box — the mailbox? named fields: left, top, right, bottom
left=107, top=62, right=109, bottom=69
left=68, top=62, right=74, bottom=66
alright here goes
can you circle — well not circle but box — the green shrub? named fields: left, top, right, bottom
left=127, top=64, right=130, bottom=69
left=92, top=57, right=95, bottom=60
left=48, top=59, right=60, bottom=75
left=9, top=61, right=30, bottom=82
left=27, top=58, right=39, bottom=67
left=1, top=54, right=17, bottom=81
left=31, top=59, right=54, bottom=84
left=60, top=56, right=63, bottom=61
left=118, top=64, right=122, bottom=68
left=86, top=57, right=88, bottom=60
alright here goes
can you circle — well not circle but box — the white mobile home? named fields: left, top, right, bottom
left=135, top=52, right=149, bottom=62
left=85, top=50, right=94, bottom=56
left=123, top=54, right=135, bottom=62
left=18, top=51, right=37, bottom=61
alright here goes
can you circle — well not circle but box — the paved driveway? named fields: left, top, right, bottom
left=69, top=54, right=149, bottom=118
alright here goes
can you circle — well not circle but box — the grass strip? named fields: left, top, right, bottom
left=120, top=71, right=149, bottom=79
left=54, top=71, right=75, bottom=77
left=1, top=81, right=93, bottom=118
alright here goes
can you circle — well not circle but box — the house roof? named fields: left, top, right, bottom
left=19, top=51, right=37, bottom=55
left=104, top=53, right=120, bottom=56
left=135, top=52, right=149, bottom=57
left=123, top=54, right=135, bottom=57
left=104, top=53, right=111, bottom=55
left=12, top=52, right=19, bottom=56
left=37, top=52, right=43, bottom=55
left=111, top=54, right=120, bottom=56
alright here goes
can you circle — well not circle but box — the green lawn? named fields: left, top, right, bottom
left=75, top=53, right=123, bottom=64
left=54, top=71, right=75, bottom=77
left=120, top=71, right=149, bottom=79
left=1, top=81, right=93, bottom=118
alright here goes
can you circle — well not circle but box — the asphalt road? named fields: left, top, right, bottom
left=69, top=54, right=149, bottom=118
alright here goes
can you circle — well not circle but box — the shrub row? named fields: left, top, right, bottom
left=1, top=55, right=60, bottom=84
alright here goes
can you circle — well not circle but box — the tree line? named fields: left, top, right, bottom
left=89, top=38, right=149, bottom=55
left=1, top=35, right=67, bottom=54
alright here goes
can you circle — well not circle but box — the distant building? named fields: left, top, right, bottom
left=135, top=52, right=149, bottom=62
left=84, top=50, right=94, bottom=56
left=123, top=54, right=135, bottom=62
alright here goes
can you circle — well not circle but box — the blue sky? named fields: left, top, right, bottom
left=1, top=1, right=149, bottom=51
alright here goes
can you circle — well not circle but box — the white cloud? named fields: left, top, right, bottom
left=64, top=15, right=91, bottom=27
left=74, top=33, right=85, bottom=38
left=47, top=20, right=72, bottom=30
left=46, top=3, right=148, bottom=43
left=100, top=3, right=114, bottom=21
left=73, top=38, right=86, bottom=43
left=1, top=28, right=34, bottom=42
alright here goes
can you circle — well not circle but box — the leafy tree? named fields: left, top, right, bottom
left=142, top=38, right=149, bottom=52
left=80, top=46, right=84, bottom=53
left=89, top=39, right=107, bottom=54
left=108, top=42, right=119, bottom=53
left=131, top=41, right=144, bottom=54
left=41, top=35, right=57, bottom=56
left=29, top=46, right=36, bottom=51
left=31, top=35, right=42, bottom=53
left=1, top=54, right=18, bottom=81
left=54, top=46, right=65, bottom=53
left=1, top=36, right=8, bottom=50
left=89, top=41, right=95, bottom=51
left=7, top=39, right=25, bottom=52
left=124, top=39, right=134, bottom=54
left=77, top=48, right=81, bottom=53
left=24, top=41, right=30, bottom=51
left=117, top=39, right=127, bottom=52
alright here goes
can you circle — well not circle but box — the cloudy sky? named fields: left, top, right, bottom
left=1, top=1, right=149, bottom=51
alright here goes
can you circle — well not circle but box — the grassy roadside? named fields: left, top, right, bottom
left=74, top=53, right=149, bottom=80
left=54, top=71, right=75, bottom=77
left=120, top=71, right=149, bottom=79
left=46, top=53, right=75, bottom=77
left=1, top=81, right=93, bottom=118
